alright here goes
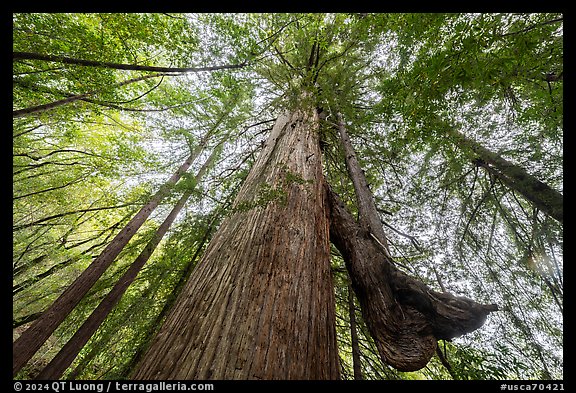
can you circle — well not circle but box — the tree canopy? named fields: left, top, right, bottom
left=13, top=12, right=562, bottom=380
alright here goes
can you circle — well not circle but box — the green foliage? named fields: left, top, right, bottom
left=13, top=13, right=562, bottom=381
left=442, top=342, right=513, bottom=380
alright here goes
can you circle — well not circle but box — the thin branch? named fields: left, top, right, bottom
left=379, top=219, right=423, bottom=253
left=15, top=78, right=200, bottom=113
left=13, top=73, right=167, bottom=118
left=431, top=264, right=447, bottom=293
left=161, top=13, right=185, bottom=20
left=13, top=161, right=91, bottom=176
left=500, top=17, right=563, bottom=37
left=369, top=233, right=412, bottom=272
left=250, top=15, right=305, bottom=61
left=14, top=312, right=44, bottom=329
left=14, top=149, right=104, bottom=161
left=273, top=45, right=296, bottom=70
left=13, top=123, right=44, bottom=139
left=460, top=176, right=496, bottom=246
left=13, top=203, right=135, bottom=231
left=435, top=343, right=456, bottom=378
left=13, top=66, right=66, bottom=76
left=13, top=175, right=87, bottom=201
left=13, top=51, right=247, bottom=73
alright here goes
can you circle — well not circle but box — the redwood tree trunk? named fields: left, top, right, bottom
left=330, top=116, right=498, bottom=371
left=131, top=104, right=340, bottom=380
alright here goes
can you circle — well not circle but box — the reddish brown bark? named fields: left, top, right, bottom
left=330, top=115, right=498, bottom=371
left=131, top=104, right=340, bottom=380
left=328, top=185, right=498, bottom=372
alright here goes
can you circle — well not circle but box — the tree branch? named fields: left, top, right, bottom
left=13, top=203, right=135, bottom=231
left=13, top=73, right=167, bottom=118
left=13, top=51, right=247, bottom=73
left=500, top=17, right=563, bottom=38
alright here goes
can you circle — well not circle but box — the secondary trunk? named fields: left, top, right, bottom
left=328, top=186, right=498, bottom=371
left=336, top=112, right=390, bottom=253
left=447, top=126, right=563, bottom=223
left=121, top=211, right=218, bottom=379
left=131, top=104, right=340, bottom=380
left=13, top=152, right=197, bottom=376
left=331, top=116, right=498, bottom=371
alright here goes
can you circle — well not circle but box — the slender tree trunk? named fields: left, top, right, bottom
left=13, top=153, right=197, bottom=376
left=132, top=103, right=340, bottom=380
left=121, top=212, right=219, bottom=379
left=36, top=148, right=218, bottom=380
left=347, top=282, right=363, bottom=380
left=66, top=268, right=174, bottom=380
left=336, top=112, right=390, bottom=252
left=36, top=190, right=191, bottom=379
left=446, top=127, right=563, bottom=223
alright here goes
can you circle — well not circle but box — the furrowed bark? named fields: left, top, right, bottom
left=131, top=103, right=340, bottom=380
left=331, top=115, right=497, bottom=371
left=328, top=186, right=498, bottom=371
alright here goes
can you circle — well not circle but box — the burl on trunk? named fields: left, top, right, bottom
left=132, top=106, right=340, bottom=380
